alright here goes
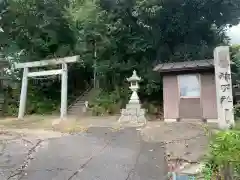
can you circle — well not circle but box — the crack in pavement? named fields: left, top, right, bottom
left=67, top=130, right=124, bottom=180
left=3, top=127, right=167, bottom=180
left=0, top=131, right=36, bottom=158
left=17, top=168, right=74, bottom=172
left=7, top=139, right=43, bottom=180
left=125, top=143, right=142, bottom=180
left=67, top=141, right=111, bottom=180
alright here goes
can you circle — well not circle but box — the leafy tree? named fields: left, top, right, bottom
left=67, top=0, right=240, bottom=96
left=1, top=0, right=240, bottom=115
left=0, top=0, right=80, bottom=115
left=1, top=0, right=75, bottom=61
left=231, top=45, right=240, bottom=87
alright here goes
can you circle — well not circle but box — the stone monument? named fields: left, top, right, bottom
left=214, top=46, right=234, bottom=129
left=118, top=70, right=147, bottom=124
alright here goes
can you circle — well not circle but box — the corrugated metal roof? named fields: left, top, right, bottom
left=153, top=59, right=214, bottom=73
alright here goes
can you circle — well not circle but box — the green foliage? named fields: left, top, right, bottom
left=202, top=163, right=214, bottom=180
left=6, top=104, right=18, bottom=116
left=234, top=104, right=240, bottom=120
left=67, top=0, right=240, bottom=89
left=231, top=45, right=240, bottom=87
left=210, top=131, right=240, bottom=164
left=26, top=86, right=59, bottom=115
left=203, top=130, right=240, bottom=179
left=142, top=102, right=159, bottom=114
left=1, top=0, right=75, bottom=59
left=1, top=0, right=240, bottom=115
left=5, top=82, right=59, bottom=116
left=89, top=87, right=130, bottom=116
left=0, top=0, right=91, bottom=115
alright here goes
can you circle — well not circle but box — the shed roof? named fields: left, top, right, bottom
left=153, top=59, right=214, bottom=73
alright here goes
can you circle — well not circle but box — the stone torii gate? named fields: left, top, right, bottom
left=15, top=56, right=79, bottom=120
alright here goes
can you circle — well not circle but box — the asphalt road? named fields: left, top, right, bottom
left=1, top=127, right=167, bottom=180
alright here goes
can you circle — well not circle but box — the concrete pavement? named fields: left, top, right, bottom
left=1, top=127, right=167, bottom=180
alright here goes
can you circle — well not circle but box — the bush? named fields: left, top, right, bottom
left=203, top=129, right=240, bottom=179
left=89, top=87, right=130, bottom=116
left=5, top=84, right=59, bottom=116
left=234, top=103, right=240, bottom=120
left=6, top=104, right=18, bottom=116
left=142, top=103, right=159, bottom=114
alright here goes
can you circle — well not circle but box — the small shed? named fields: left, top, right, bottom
left=153, top=59, right=218, bottom=122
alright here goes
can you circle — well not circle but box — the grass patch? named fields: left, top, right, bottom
left=52, top=120, right=89, bottom=133
left=0, top=115, right=89, bottom=133
left=0, top=115, right=53, bottom=129
left=233, top=120, right=240, bottom=130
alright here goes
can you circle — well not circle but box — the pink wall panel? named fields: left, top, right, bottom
left=201, top=73, right=218, bottom=119
left=163, top=75, right=179, bottom=119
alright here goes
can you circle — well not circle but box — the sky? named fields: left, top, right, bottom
left=226, top=23, right=240, bottom=45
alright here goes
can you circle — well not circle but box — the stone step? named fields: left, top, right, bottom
left=70, top=103, right=85, bottom=108
left=68, top=88, right=101, bottom=116
left=72, top=100, right=85, bottom=104
left=68, top=100, right=88, bottom=115
left=68, top=106, right=86, bottom=111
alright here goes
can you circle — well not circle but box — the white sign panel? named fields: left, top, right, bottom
left=214, top=46, right=235, bottom=129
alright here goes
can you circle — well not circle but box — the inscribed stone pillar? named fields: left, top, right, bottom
left=0, top=52, right=8, bottom=116
left=214, top=46, right=234, bottom=129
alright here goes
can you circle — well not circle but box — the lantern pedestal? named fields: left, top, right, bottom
left=118, top=102, right=147, bottom=124
left=118, top=70, right=147, bottom=124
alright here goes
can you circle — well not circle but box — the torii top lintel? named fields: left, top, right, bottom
left=15, top=55, right=80, bottom=69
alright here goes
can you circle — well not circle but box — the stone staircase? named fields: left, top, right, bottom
left=68, top=86, right=95, bottom=117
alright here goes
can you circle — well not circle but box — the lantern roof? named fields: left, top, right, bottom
left=127, top=70, right=141, bottom=82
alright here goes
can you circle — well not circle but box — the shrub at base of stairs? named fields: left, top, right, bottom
left=88, top=88, right=129, bottom=116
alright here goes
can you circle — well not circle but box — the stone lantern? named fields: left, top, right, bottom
left=118, top=70, right=146, bottom=124
left=127, top=70, right=141, bottom=104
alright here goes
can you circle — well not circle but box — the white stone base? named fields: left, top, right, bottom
left=206, top=119, right=218, bottom=123
left=164, top=118, right=218, bottom=123
left=164, top=119, right=177, bottom=122
left=118, top=115, right=147, bottom=124
left=118, top=103, right=147, bottom=124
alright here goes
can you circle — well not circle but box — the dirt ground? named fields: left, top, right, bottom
left=140, top=121, right=210, bottom=162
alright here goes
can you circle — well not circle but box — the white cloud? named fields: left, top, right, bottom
left=226, top=24, right=240, bottom=45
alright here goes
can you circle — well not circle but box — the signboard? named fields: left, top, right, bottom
left=176, top=175, right=195, bottom=180
left=167, top=172, right=195, bottom=180
left=214, top=46, right=235, bottom=129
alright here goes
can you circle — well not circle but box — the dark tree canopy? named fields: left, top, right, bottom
left=0, top=0, right=239, bottom=115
